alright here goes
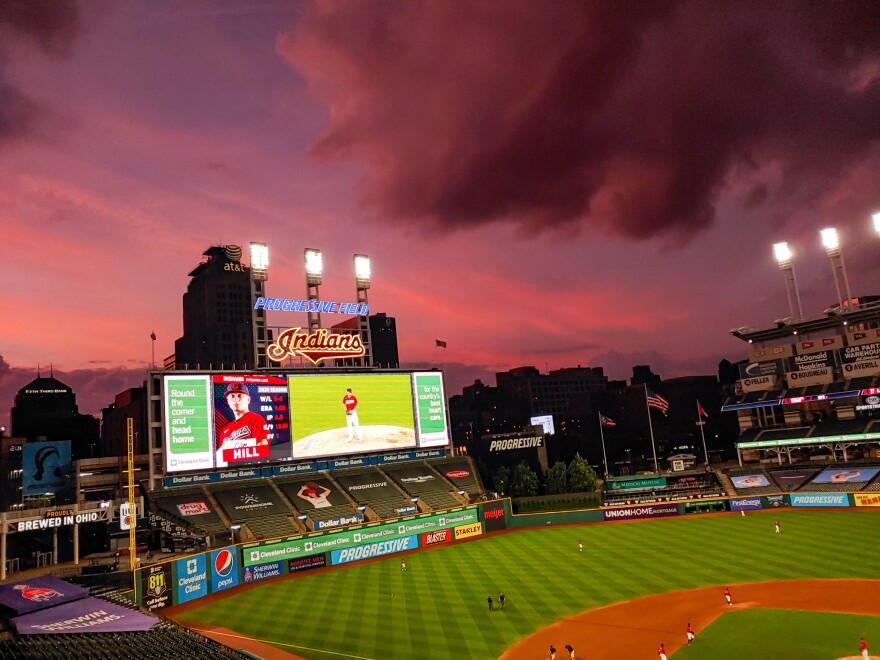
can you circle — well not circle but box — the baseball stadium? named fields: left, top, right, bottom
left=2, top=246, right=880, bottom=660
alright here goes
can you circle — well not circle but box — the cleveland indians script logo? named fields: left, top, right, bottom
left=267, top=328, right=365, bottom=365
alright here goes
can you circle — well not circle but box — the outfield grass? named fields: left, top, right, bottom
left=179, top=510, right=880, bottom=660
left=288, top=373, right=415, bottom=439
left=674, top=608, right=880, bottom=659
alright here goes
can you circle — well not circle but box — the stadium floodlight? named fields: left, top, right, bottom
left=249, top=242, right=269, bottom=281
left=773, top=241, right=792, bottom=268
left=820, top=227, right=840, bottom=255
left=354, top=254, right=371, bottom=289
left=773, top=241, right=803, bottom=320
left=873, top=212, right=880, bottom=236
left=820, top=226, right=853, bottom=309
left=304, top=248, right=323, bottom=286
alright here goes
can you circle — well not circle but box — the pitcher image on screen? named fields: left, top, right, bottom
left=343, top=387, right=363, bottom=443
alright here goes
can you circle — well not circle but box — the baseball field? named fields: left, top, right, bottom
left=174, top=509, right=880, bottom=659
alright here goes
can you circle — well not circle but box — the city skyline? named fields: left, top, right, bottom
left=1, top=1, right=879, bottom=423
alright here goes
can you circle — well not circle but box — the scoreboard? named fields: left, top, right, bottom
left=163, top=370, right=449, bottom=473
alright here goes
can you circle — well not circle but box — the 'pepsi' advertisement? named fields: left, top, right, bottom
left=210, top=548, right=239, bottom=593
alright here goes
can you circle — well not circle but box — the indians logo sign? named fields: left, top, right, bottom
left=266, top=328, right=365, bottom=365
left=14, top=584, right=61, bottom=603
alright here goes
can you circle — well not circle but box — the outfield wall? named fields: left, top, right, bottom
left=135, top=490, right=877, bottom=611
left=135, top=505, right=485, bottom=610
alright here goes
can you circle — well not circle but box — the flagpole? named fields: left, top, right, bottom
left=598, top=411, right=609, bottom=479
left=645, top=384, right=659, bottom=473
left=696, top=400, right=709, bottom=465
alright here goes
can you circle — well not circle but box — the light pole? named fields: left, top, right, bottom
left=773, top=241, right=804, bottom=320
left=249, top=243, right=269, bottom=368
left=353, top=254, right=373, bottom=367
left=304, top=248, right=323, bottom=335
left=820, top=227, right=854, bottom=309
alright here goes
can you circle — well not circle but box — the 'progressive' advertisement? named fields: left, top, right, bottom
left=789, top=493, right=848, bottom=507
left=243, top=508, right=479, bottom=567
left=330, top=535, right=418, bottom=565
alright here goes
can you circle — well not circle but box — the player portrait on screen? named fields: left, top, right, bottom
left=214, top=382, right=271, bottom=468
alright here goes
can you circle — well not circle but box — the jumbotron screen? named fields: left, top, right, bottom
left=163, top=371, right=448, bottom=473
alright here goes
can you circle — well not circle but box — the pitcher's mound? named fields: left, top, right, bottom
left=293, top=425, right=415, bottom=458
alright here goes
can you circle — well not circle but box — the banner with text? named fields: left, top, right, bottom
left=242, top=508, right=479, bottom=567
left=790, top=493, right=848, bottom=507
left=13, top=598, right=156, bottom=635
left=603, top=503, right=680, bottom=521
left=853, top=493, right=880, bottom=507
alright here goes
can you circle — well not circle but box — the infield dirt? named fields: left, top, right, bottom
left=500, top=578, right=880, bottom=660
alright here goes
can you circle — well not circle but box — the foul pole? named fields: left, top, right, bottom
left=127, top=418, right=137, bottom=585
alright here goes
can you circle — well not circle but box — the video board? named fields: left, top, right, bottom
left=163, top=371, right=448, bottom=473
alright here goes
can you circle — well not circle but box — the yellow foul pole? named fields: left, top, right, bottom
left=127, top=418, right=137, bottom=579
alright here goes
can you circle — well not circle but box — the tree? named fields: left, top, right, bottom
left=493, top=465, right=511, bottom=496
left=508, top=462, right=539, bottom=497
left=568, top=452, right=598, bottom=492
left=544, top=460, right=568, bottom=495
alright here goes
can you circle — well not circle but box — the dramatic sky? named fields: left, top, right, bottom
left=1, top=0, right=879, bottom=424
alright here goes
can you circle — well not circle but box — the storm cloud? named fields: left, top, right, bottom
left=0, top=0, right=81, bottom=140
left=281, top=0, right=880, bottom=240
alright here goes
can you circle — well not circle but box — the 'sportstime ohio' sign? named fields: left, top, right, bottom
left=266, top=328, right=365, bottom=365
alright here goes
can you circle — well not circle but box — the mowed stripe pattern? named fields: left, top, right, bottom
left=178, top=510, right=880, bottom=660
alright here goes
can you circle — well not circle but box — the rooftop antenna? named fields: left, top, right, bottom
left=37, top=363, right=41, bottom=378
left=50, top=362, right=53, bottom=377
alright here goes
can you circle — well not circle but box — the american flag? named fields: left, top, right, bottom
left=599, top=414, right=616, bottom=428
left=646, top=388, right=670, bottom=414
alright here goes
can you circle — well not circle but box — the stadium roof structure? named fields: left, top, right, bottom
left=730, top=300, right=880, bottom=343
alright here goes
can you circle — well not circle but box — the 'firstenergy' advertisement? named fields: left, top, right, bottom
left=163, top=371, right=449, bottom=473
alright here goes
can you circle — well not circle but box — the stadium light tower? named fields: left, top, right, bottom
left=249, top=242, right=269, bottom=368
left=773, top=241, right=804, bottom=321
left=304, top=248, right=323, bottom=334
left=820, top=227, right=854, bottom=310
left=872, top=212, right=880, bottom=238
left=354, top=254, right=373, bottom=367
